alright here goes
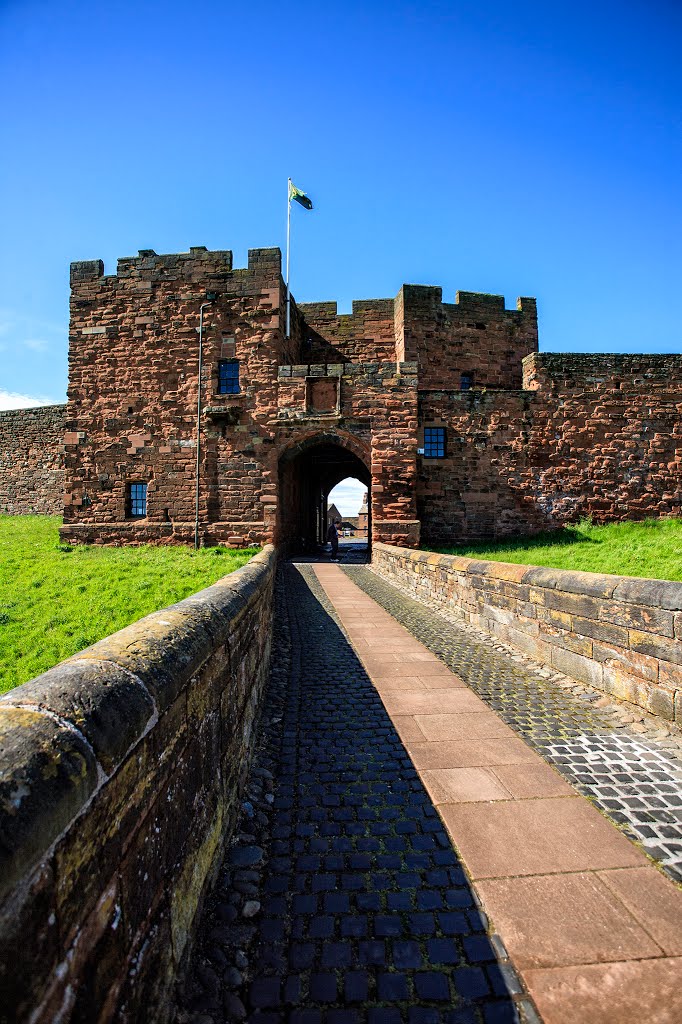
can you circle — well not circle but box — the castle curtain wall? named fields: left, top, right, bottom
left=50, top=243, right=681, bottom=548
left=416, top=354, right=682, bottom=546
left=0, top=405, right=65, bottom=514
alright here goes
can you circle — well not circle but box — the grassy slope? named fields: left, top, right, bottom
left=0, top=516, right=259, bottom=693
left=424, top=518, right=682, bottom=582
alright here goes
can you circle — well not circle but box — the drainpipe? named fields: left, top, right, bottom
left=195, top=293, right=217, bottom=550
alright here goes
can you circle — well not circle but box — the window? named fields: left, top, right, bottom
left=460, top=373, right=473, bottom=391
left=218, top=359, right=240, bottom=394
left=424, top=427, right=446, bottom=458
left=127, top=482, right=147, bottom=518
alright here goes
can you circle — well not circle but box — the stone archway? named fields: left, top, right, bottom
left=277, top=433, right=371, bottom=552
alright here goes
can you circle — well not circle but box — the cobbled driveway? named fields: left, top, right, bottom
left=178, top=564, right=537, bottom=1024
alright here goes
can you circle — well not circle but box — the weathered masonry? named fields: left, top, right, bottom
left=0, top=405, right=65, bottom=514
left=0, top=548, right=276, bottom=1023
left=8, top=243, right=679, bottom=546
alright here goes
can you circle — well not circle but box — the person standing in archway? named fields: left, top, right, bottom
left=327, top=518, right=340, bottom=561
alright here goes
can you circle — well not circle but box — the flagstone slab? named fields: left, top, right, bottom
left=380, top=689, right=488, bottom=715
left=524, top=959, right=682, bottom=1024
left=413, top=712, right=517, bottom=741
left=475, top=872, right=663, bottom=968
left=421, top=767, right=513, bottom=804
left=596, top=867, right=682, bottom=955
left=391, top=715, right=428, bottom=744
left=407, top=736, right=541, bottom=769
left=488, top=762, right=575, bottom=799
left=439, top=797, right=647, bottom=878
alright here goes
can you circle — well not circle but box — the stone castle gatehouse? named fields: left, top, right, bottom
left=44, top=245, right=681, bottom=547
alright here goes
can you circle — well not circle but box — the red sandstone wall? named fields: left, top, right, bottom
left=0, top=405, right=65, bottom=514
left=417, top=390, right=550, bottom=544
left=520, top=353, right=682, bottom=524
left=63, top=247, right=288, bottom=546
left=298, top=299, right=397, bottom=364
left=417, top=354, right=682, bottom=545
left=398, top=287, right=538, bottom=392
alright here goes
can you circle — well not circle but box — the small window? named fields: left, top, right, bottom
left=424, top=427, right=446, bottom=459
left=460, top=373, right=473, bottom=391
left=218, top=359, right=240, bottom=394
left=127, top=482, right=147, bottom=518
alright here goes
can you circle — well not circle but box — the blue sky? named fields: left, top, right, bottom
left=1, top=0, right=680, bottom=422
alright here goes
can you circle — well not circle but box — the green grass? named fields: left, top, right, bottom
left=0, top=516, right=259, bottom=693
left=424, top=517, right=682, bottom=582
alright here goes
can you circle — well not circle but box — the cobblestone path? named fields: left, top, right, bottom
left=345, top=567, right=682, bottom=885
left=178, top=564, right=537, bottom=1024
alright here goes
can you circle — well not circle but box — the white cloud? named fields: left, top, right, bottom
left=0, top=309, right=64, bottom=360
left=0, top=389, right=57, bottom=410
left=329, top=478, right=367, bottom=516
left=23, top=338, right=50, bottom=353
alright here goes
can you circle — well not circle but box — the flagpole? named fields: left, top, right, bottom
left=286, top=177, right=291, bottom=339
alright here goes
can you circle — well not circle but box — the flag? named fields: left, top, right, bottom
left=289, top=181, right=313, bottom=210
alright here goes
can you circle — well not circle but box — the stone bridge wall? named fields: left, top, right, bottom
left=0, top=405, right=65, bottom=514
left=372, top=543, right=682, bottom=726
left=0, top=546, right=275, bottom=1024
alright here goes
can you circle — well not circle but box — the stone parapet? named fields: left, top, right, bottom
left=0, top=546, right=276, bottom=1023
left=372, top=543, right=682, bottom=725
left=523, top=351, right=682, bottom=391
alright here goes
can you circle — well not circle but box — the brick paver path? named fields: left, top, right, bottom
left=180, top=561, right=682, bottom=1024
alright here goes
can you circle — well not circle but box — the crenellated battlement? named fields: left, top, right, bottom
left=70, top=246, right=282, bottom=286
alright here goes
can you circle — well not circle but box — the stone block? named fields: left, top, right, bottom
left=0, top=707, right=98, bottom=904
left=1, top=659, right=155, bottom=774
left=571, top=616, right=629, bottom=647
left=522, top=567, right=561, bottom=590
left=658, top=660, right=682, bottom=688
left=545, top=589, right=602, bottom=619
left=0, top=862, right=57, bottom=1022
left=67, top=603, right=215, bottom=711
left=628, top=630, right=682, bottom=667
left=543, top=569, right=619, bottom=599
left=599, top=601, right=674, bottom=637
left=612, top=577, right=682, bottom=611
left=592, top=641, right=659, bottom=683
left=602, top=665, right=654, bottom=710
left=551, top=646, right=604, bottom=688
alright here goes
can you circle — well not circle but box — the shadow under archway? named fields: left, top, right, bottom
left=278, top=438, right=371, bottom=556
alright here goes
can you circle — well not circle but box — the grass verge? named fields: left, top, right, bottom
left=424, top=517, right=682, bottom=582
left=0, top=516, right=259, bottom=693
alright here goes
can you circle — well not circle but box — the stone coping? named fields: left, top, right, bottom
left=375, top=543, right=682, bottom=611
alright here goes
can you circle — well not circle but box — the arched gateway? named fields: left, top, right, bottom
left=277, top=433, right=371, bottom=550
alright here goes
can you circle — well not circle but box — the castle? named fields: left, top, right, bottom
left=1, top=245, right=681, bottom=545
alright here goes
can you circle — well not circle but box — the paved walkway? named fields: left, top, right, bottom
left=345, top=567, right=682, bottom=885
left=179, top=562, right=682, bottom=1024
